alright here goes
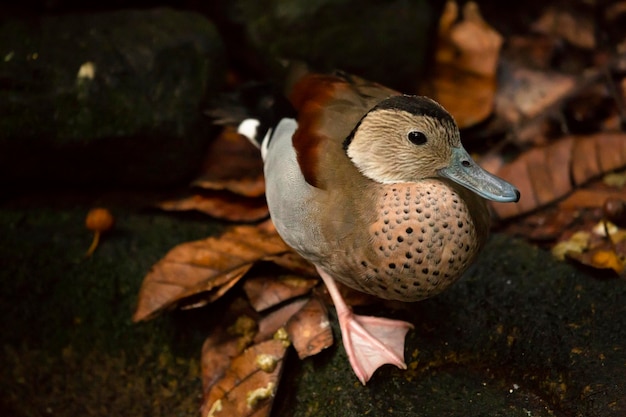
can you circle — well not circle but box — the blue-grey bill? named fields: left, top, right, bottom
left=438, top=147, right=520, bottom=203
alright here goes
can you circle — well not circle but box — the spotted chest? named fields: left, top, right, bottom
left=338, top=179, right=487, bottom=302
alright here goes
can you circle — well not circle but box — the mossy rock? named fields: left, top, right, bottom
left=0, top=9, right=225, bottom=187
left=223, top=0, right=434, bottom=91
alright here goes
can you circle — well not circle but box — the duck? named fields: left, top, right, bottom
left=236, top=70, right=520, bottom=385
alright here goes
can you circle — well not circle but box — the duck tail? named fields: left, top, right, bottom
left=206, top=82, right=296, bottom=152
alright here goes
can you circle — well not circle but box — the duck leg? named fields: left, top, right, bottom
left=316, top=266, right=414, bottom=384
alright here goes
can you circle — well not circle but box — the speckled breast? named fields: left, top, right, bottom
left=343, top=179, right=487, bottom=302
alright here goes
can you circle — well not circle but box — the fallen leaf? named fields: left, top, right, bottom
left=552, top=218, right=626, bottom=275
left=491, top=133, right=626, bottom=219
left=503, top=34, right=560, bottom=70
left=157, top=191, right=269, bottom=222
left=156, top=126, right=269, bottom=222
left=194, top=126, right=265, bottom=198
left=552, top=231, right=591, bottom=260
left=286, top=297, right=333, bottom=359
left=201, top=339, right=287, bottom=417
left=263, top=251, right=318, bottom=277
left=559, top=188, right=626, bottom=211
left=532, top=6, right=596, bottom=49
left=133, top=225, right=290, bottom=322
left=254, top=297, right=309, bottom=343
left=244, top=274, right=319, bottom=312
left=567, top=248, right=625, bottom=275
left=495, top=65, right=576, bottom=126
left=201, top=328, right=242, bottom=394
left=193, top=176, right=266, bottom=200
left=422, top=0, right=502, bottom=128
left=502, top=207, right=578, bottom=242
left=603, top=171, right=626, bottom=188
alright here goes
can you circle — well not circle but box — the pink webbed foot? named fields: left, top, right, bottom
left=316, top=267, right=414, bottom=384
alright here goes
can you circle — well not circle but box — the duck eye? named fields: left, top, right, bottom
left=407, top=131, right=427, bottom=145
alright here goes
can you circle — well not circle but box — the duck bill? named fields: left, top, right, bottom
left=437, top=147, right=520, bottom=203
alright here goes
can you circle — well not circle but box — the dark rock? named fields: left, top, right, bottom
left=0, top=9, right=225, bottom=188
left=273, top=235, right=626, bottom=417
left=219, top=0, right=435, bottom=91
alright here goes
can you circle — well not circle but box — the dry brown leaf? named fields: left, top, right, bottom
left=194, top=176, right=266, bottom=199
left=592, top=249, right=625, bottom=273
left=559, top=188, right=626, bottom=211
left=286, top=297, right=333, bottom=359
left=244, top=274, right=319, bottom=312
left=566, top=247, right=626, bottom=275
left=254, top=297, right=309, bottom=343
left=604, top=172, right=626, bottom=188
left=504, top=208, right=579, bottom=242
left=532, top=6, right=596, bottom=49
left=179, top=267, right=249, bottom=311
left=201, top=313, right=260, bottom=395
left=491, top=133, right=626, bottom=219
left=551, top=218, right=626, bottom=275
left=194, top=126, right=265, bottom=198
left=133, top=225, right=290, bottom=322
left=422, top=0, right=502, bottom=128
left=495, top=65, right=576, bottom=126
left=201, top=339, right=287, bottom=417
left=552, top=231, right=591, bottom=260
left=263, top=251, right=318, bottom=277
left=158, top=191, right=269, bottom=222
left=156, top=126, right=269, bottom=222
left=201, top=329, right=242, bottom=395
left=504, top=34, right=560, bottom=70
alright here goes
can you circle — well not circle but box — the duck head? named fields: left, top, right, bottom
left=344, top=95, right=520, bottom=203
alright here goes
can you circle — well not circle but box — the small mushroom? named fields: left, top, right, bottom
left=85, top=208, right=114, bottom=257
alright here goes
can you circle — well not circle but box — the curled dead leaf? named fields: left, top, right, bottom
left=263, top=251, right=318, bottom=277
left=133, top=225, right=290, bottom=322
left=491, top=133, right=626, bottom=219
left=201, top=339, right=287, bottom=417
left=592, top=249, right=625, bottom=274
left=254, top=297, right=309, bottom=343
left=553, top=220, right=626, bottom=275
left=286, top=297, right=333, bottom=359
left=532, top=6, right=596, bottom=49
left=495, top=65, right=576, bottom=126
left=195, top=126, right=265, bottom=198
left=503, top=34, right=561, bottom=71
left=157, top=192, right=269, bottom=222
left=422, top=0, right=502, bottom=128
left=201, top=329, right=242, bottom=394
left=552, top=231, right=590, bottom=261
left=244, top=274, right=319, bottom=312
left=566, top=248, right=626, bottom=275
left=503, top=207, right=578, bottom=242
